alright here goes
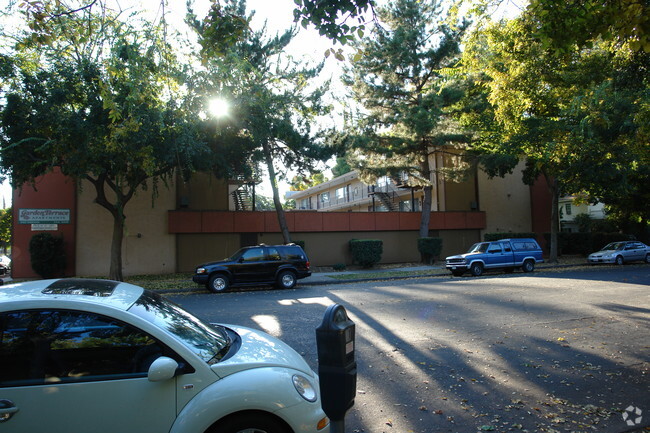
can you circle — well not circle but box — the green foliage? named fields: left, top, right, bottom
left=331, top=156, right=353, bottom=177
left=29, top=233, right=66, bottom=278
left=449, top=0, right=649, bottom=53
left=289, top=172, right=328, bottom=191
left=572, top=213, right=593, bottom=233
left=0, top=208, right=11, bottom=250
left=339, top=0, right=469, bottom=237
left=293, top=0, right=375, bottom=46
left=189, top=1, right=335, bottom=243
left=417, top=237, right=443, bottom=264
left=0, top=6, right=208, bottom=280
left=543, top=232, right=635, bottom=256
left=527, top=0, right=650, bottom=53
left=349, top=239, right=383, bottom=268
left=332, top=263, right=347, bottom=271
left=459, top=15, right=650, bottom=259
left=484, top=233, right=537, bottom=241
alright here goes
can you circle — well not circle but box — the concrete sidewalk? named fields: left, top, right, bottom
left=301, top=258, right=589, bottom=285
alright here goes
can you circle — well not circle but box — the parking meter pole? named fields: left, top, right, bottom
left=330, top=420, right=345, bottom=433
left=316, top=304, right=357, bottom=433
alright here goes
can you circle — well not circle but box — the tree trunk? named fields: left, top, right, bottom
left=419, top=185, right=433, bottom=238
left=262, top=141, right=292, bottom=244
left=419, top=154, right=433, bottom=239
left=546, top=174, right=560, bottom=263
left=109, top=212, right=125, bottom=281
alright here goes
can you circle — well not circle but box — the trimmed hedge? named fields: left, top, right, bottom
left=484, top=232, right=536, bottom=241
left=543, top=232, right=635, bottom=256
left=349, top=239, right=383, bottom=268
left=29, top=233, right=66, bottom=278
left=418, top=237, right=443, bottom=264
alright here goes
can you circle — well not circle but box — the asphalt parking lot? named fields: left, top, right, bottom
left=173, top=265, right=650, bottom=433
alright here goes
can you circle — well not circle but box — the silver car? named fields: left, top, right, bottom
left=587, top=241, right=650, bottom=265
left=0, top=279, right=329, bottom=433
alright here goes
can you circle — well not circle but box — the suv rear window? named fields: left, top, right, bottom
left=276, top=246, right=305, bottom=260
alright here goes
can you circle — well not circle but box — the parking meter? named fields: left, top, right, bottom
left=316, top=304, right=356, bottom=430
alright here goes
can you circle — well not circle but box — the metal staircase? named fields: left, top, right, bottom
left=374, top=191, right=399, bottom=211
left=232, top=187, right=253, bottom=211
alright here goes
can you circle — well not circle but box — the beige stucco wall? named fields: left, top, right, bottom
left=477, top=161, right=532, bottom=236
left=178, top=172, right=230, bottom=211
left=76, top=179, right=177, bottom=277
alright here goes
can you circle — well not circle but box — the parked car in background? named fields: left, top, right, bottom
left=587, top=241, right=650, bottom=265
left=193, top=244, right=311, bottom=293
left=0, top=255, right=10, bottom=274
left=445, top=238, right=544, bottom=277
left=0, top=278, right=329, bottom=433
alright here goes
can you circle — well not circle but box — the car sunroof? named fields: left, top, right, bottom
left=42, top=279, right=119, bottom=297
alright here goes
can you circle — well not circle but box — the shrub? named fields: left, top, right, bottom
left=417, top=237, right=443, bottom=264
left=29, top=233, right=66, bottom=278
left=484, top=232, right=536, bottom=241
left=349, top=239, right=383, bottom=268
left=543, top=232, right=634, bottom=255
left=332, top=263, right=347, bottom=271
left=292, top=240, right=305, bottom=250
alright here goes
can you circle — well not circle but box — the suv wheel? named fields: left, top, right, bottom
left=470, top=262, right=483, bottom=277
left=276, top=270, right=297, bottom=289
left=208, top=274, right=229, bottom=293
left=522, top=260, right=535, bottom=273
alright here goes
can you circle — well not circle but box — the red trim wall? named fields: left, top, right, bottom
left=12, top=168, right=77, bottom=278
left=168, top=210, right=487, bottom=233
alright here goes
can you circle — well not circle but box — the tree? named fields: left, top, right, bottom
left=337, top=0, right=468, bottom=239
left=0, top=5, right=207, bottom=280
left=331, top=156, right=352, bottom=177
left=459, top=16, right=650, bottom=261
left=289, top=172, right=328, bottom=191
left=449, top=0, right=649, bottom=53
left=192, top=0, right=334, bottom=244
left=293, top=0, right=376, bottom=46
left=0, top=208, right=11, bottom=253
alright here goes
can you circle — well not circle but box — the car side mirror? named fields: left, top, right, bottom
left=148, top=356, right=179, bottom=382
left=238, top=257, right=245, bottom=263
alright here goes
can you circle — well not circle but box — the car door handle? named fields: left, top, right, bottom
left=0, top=399, right=19, bottom=422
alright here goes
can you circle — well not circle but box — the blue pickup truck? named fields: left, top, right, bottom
left=445, top=238, right=544, bottom=277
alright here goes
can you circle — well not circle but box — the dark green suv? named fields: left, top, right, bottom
left=193, top=244, right=311, bottom=293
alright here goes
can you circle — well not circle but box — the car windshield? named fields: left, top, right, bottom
left=601, top=242, right=625, bottom=251
left=129, top=291, right=230, bottom=364
left=228, top=248, right=246, bottom=261
left=467, top=243, right=489, bottom=253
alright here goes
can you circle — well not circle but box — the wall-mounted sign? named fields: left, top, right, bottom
left=19, top=208, right=71, bottom=224
left=31, top=224, right=58, bottom=231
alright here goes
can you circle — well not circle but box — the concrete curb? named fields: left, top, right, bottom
left=161, top=262, right=588, bottom=295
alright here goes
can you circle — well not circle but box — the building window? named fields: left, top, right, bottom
left=300, top=198, right=310, bottom=210
left=335, top=187, right=346, bottom=201
left=565, top=203, right=572, bottom=216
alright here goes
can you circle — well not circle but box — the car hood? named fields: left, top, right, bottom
left=446, top=252, right=479, bottom=260
left=210, top=324, right=314, bottom=378
left=590, top=249, right=619, bottom=256
left=198, top=259, right=232, bottom=268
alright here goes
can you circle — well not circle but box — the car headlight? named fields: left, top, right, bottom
left=292, top=374, right=317, bottom=402
left=196, top=267, right=207, bottom=274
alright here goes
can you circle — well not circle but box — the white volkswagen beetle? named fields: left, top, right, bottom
left=0, top=279, right=329, bottom=433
